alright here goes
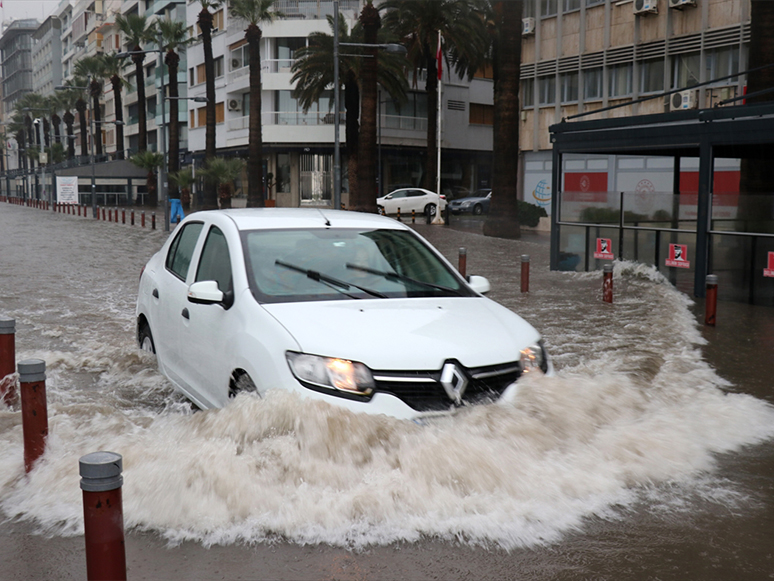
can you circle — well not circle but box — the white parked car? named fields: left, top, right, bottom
left=136, top=209, right=551, bottom=420
left=377, top=188, right=447, bottom=217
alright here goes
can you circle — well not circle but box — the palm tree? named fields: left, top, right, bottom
left=130, top=150, right=164, bottom=206
left=380, top=0, right=489, bottom=191
left=116, top=13, right=156, bottom=153
left=169, top=166, right=194, bottom=210
left=158, top=18, right=191, bottom=203
left=102, top=53, right=128, bottom=159
left=483, top=0, right=522, bottom=240
left=291, top=13, right=407, bottom=209
left=228, top=0, right=280, bottom=208
left=197, top=0, right=224, bottom=209
left=74, top=55, right=108, bottom=157
left=56, top=86, right=81, bottom=160
left=198, top=156, right=244, bottom=209
left=355, top=1, right=381, bottom=213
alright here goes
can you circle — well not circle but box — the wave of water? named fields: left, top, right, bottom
left=1, top=208, right=773, bottom=549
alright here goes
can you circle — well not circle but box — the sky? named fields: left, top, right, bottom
left=1, top=0, right=59, bottom=24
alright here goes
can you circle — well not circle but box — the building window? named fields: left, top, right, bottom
left=640, top=58, right=665, bottom=94
left=196, top=63, right=205, bottom=85
left=276, top=153, right=291, bottom=193
left=560, top=72, right=579, bottom=102
left=216, top=102, right=225, bottom=124
left=586, top=0, right=604, bottom=6
left=197, top=106, right=206, bottom=127
left=214, top=56, right=224, bottom=78
left=539, top=75, right=556, bottom=105
left=608, top=63, right=632, bottom=97
left=275, top=37, right=305, bottom=65
left=189, top=67, right=195, bottom=86
left=469, top=103, right=494, bottom=125
left=230, top=44, right=249, bottom=70
left=212, top=9, right=224, bottom=32
left=706, top=46, right=740, bottom=83
left=584, top=68, right=602, bottom=100
left=563, top=0, right=581, bottom=12
left=672, top=52, right=700, bottom=89
left=190, top=109, right=196, bottom=128
left=522, top=78, right=535, bottom=107
left=541, top=0, right=557, bottom=17
left=523, top=0, right=536, bottom=18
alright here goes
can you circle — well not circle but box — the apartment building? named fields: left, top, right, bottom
left=0, top=19, right=39, bottom=118
left=32, top=16, right=63, bottom=97
left=184, top=0, right=496, bottom=207
left=519, top=0, right=749, bottom=212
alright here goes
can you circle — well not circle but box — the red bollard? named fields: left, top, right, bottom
left=458, top=247, right=467, bottom=278
left=131, top=210, right=135, bottom=226
left=19, top=359, right=48, bottom=473
left=80, top=451, right=127, bottom=581
left=705, top=274, right=718, bottom=326
left=603, top=263, right=613, bottom=303
left=0, top=317, right=15, bottom=406
left=78, top=205, right=81, bottom=217
left=122, top=209, right=125, bottom=224
left=521, top=254, right=530, bottom=293
left=108, top=208, right=112, bottom=222
left=141, top=211, right=145, bottom=228
left=102, top=208, right=106, bottom=221
left=114, top=208, right=118, bottom=223
left=151, top=212, right=156, bottom=230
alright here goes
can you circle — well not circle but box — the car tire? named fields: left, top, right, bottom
left=424, top=203, right=437, bottom=216
left=229, top=370, right=258, bottom=399
left=473, top=204, right=483, bottom=215
left=139, top=323, right=155, bottom=354
left=377, top=205, right=385, bottom=216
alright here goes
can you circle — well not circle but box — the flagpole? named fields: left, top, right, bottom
left=433, top=30, right=444, bottom=224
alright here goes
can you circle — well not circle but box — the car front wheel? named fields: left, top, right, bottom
left=139, top=323, right=155, bottom=354
left=229, top=370, right=258, bottom=399
left=473, top=204, right=483, bottom=215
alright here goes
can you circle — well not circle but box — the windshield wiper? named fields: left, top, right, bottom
left=275, top=260, right=387, bottom=299
left=345, top=263, right=463, bottom=295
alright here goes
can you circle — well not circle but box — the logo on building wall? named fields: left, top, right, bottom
left=532, top=179, right=552, bottom=207
left=579, top=175, right=591, bottom=192
left=666, top=244, right=690, bottom=269
left=765, top=252, right=774, bottom=278
left=594, top=238, right=614, bottom=260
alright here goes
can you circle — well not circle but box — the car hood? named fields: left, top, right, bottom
left=261, top=297, right=540, bottom=370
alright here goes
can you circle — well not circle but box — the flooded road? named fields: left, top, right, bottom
left=1, top=204, right=774, bottom=580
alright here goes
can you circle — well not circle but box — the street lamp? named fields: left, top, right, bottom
left=332, top=0, right=406, bottom=210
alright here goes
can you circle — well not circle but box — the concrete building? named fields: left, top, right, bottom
left=32, top=16, right=63, bottom=98
left=0, top=19, right=40, bottom=118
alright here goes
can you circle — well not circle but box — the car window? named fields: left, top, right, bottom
left=408, top=190, right=425, bottom=197
left=166, top=222, right=204, bottom=281
left=390, top=190, right=407, bottom=199
left=195, top=226, right=233, bottom=293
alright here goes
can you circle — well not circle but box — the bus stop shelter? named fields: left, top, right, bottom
left=549, top=102, right=774, bottom=305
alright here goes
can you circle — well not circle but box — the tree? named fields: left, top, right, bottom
left=198, top=156, right=245, bottom=209
left=292, top=13, right=407, bottom=209
left=74, top=55, right=107, bottom=157
left=355, top=1, right=380, bottom=213
left=197, top=0, right=223, bottom=210
left=228, top=0, right=280, bottom=208
left=158, top=18, right=191, bottom=202
left=56, top=86, right=82, bottom=160
left=102, top=53, right=128, bottom=159
left=483, top=1, right=522, bottom=240
left=169, top=166, right=194, bottom=210
left=116, top=13, right=156, bottom=153
left=381, top=0, right=489, bottom=191
left=130, top=150, right=164, bottom=206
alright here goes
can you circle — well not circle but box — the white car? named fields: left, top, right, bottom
left=377, top=188, right=447, bottom=217
left=136, top=209, right=550, bottom=420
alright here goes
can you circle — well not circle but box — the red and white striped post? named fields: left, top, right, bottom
left=603, top=263, right=613, bottom=303
left=521, top=254, right=530, bottom=293
left=18, top=359, right=48, bottom=473
left=80, top=451, right=127, bottom=581
left=705, top=274, right=718, bottom=326
left=0, top=317, right=15, bottom=406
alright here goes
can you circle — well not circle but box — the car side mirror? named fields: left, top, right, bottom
left=188, top=280, right=224, bottom=305
left=467, top=275, right=491, bottom=295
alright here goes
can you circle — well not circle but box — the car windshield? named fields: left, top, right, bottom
left=242, top=228, right=472, bottom=303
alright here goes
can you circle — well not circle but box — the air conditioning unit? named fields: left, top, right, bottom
left=668, top=0, right=696, bottom=8
left=633, top=0, right=658, bottom=15
left=670, top=90, right=697, bottom=111
left=522, top=17, right=536, bottom=36
left=227, top=99, right=241, bottom=112
left=231, top=58, right=241, bottom=70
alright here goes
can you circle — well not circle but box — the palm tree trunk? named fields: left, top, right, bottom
left=345, top=75, right=359, bottom=207
left=199, top=7, right=218, bottom=210
left=246, top=24, right=264, bottom=208
left=166, top=50, right=180, bottom=200
left=76, top=101, right=88, bottom=158
left=133, top=51, right=148, bottom=152
left=424, top=45, right=438, bottom=192
left=355, top=2, right=380, bottom=213
left=63, top=112, right=75, bottom=159
left=483, top=1, right=522, bottom=240
left=91, top=80, right=103, bottom=157
left=111, top=76, right=125, bottom=159
left=52, top=114, right=61, bottom=146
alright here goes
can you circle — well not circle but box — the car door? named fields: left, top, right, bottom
left=179, top=224, right=238, bottom=407
left=406, top=189, right=427, bottom=213
left=385, top=189, right=407, bottom=214
left=154, top=221, right=205, bottom=385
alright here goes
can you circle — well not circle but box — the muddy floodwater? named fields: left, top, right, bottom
left=1, top=204, right=774, bottom=580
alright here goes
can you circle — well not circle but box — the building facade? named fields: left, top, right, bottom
left=0, top=19, right=39, bottom=118
left=32, top=16, right=63, bottom=97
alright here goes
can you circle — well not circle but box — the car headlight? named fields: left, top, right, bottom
left=520, top=341, right=548, bottom=374
left=286, top=352, right=375, bottom=396
left=460, top=201, right=472, bottom=207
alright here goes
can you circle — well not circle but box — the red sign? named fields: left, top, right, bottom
left=666, top=244, right=690, bottom=269
left=594, top=238, right=614, bottom=260
left=765, top=252, right=774, bottom=278
left=563, top=172, right=608, bottom=202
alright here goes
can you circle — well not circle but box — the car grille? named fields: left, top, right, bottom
left=372, top=361, right=522, bottom=412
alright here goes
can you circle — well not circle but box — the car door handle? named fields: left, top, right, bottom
left=152, top=288, right=159, bottom=299
left=181, top=308, right=189, bottom=320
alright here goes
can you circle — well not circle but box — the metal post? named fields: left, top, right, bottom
left=80, top=451, right=127, bottom=581
left=158, top=30, right=169, bottom=232
left=19, top=359, right=48, bottom=473
left=705, top=274, right=718, bottom=326
left=458, top=247, right=467, bottom=278
left=89, top=78, right=97, bottom=219
left=333, top=0, right=341, bottom=211
left=0, top=317, right=15, bottom=406
left=521, top=254, right=530, bottom=293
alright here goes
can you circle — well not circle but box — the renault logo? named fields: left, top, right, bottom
left=440, top=363, right=468, bottom=405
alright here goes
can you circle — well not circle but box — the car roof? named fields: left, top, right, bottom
left=206, top=208, right=410, bottom=232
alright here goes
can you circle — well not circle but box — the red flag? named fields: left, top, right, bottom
left=436, top=37, right=442, bottom=81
